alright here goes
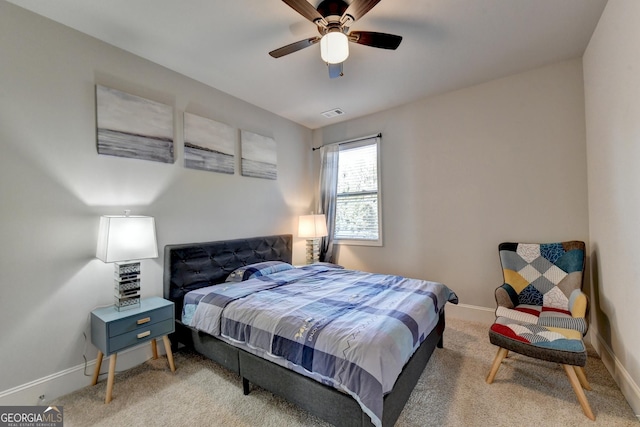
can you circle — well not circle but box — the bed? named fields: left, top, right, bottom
left=163, top=234, right=457, bottom=427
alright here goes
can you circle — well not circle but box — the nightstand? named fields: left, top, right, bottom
left=90, top=296, right=176, bottom=403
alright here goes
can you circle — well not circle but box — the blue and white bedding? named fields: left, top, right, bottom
left=184, top=264, right=458, bottom=427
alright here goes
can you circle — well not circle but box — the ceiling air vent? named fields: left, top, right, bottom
left=321, top=108, right=345, bottom=119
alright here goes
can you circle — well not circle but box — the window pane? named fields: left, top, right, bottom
left=337, top=144, right=377, bottom=194
left=334, top=140, right=380, bottom=242
left=335, top=193, right=379, bottom=240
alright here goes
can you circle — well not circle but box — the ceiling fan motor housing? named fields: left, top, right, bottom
left=317, top=0, right=349, bottom=19
left=317, top=0, right=352, bottom=35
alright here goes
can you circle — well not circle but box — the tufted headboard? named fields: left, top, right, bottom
left=163, top=234, right=292, bottom=320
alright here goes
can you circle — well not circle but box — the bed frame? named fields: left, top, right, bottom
left=163, top=234, right=446, bottom=427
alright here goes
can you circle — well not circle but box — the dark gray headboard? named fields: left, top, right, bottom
left=163, top=234, right=292, bottom=319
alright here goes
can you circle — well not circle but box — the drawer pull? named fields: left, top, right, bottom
left=137, top=331, right=151, bottom=339
left=137, top=317, right=151, bottom=325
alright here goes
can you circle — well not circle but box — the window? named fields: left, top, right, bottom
left=334, top=136, right=382, bottom=246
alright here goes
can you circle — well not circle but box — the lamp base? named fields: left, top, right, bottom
left=114, top=261, right=142, bottom=311
left=114, top=295, right=141, bottom=311
left=305, top=238, right=321, bottom=265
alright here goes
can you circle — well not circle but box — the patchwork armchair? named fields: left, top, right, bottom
left=486, top=241, right=594, bottom=420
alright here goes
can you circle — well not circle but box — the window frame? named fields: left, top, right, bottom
left=333, top=136, right=383, bottom=247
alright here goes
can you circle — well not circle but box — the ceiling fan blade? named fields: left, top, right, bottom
left=269, top=36, right=321, bottom=58
left=282, top=0, right=327, bottom=27
left=349, top=31, right=402, bottom=49
left=342, top=0, right=382, bottom=22
left=328, top=62, right=343, bottom=79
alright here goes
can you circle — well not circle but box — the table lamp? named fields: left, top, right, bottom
left=96, top=211, right=158, bottom=310
left=298, top=214, right=328, bottom=264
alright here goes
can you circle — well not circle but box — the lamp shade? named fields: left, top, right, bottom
left=96, top=215, right=158, bottom=263
left=320, top=32, right=349, bottom=64
left=298, top=214, right=328, bottom=238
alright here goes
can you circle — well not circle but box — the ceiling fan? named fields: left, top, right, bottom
left=269, top=0, right=402, bottom=78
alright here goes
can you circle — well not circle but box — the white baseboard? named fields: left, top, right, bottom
left=0, top=342, right=166, bottom=406
left=589, top=330, right=640, bottom=420
left=445, top=302, right=495, bottom=325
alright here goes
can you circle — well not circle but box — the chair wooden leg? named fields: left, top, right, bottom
left=563, top=364, right=595, bottom=420
left=574, top=366, right=591, bottom=390
left=486, top=347, right=508, bottom=384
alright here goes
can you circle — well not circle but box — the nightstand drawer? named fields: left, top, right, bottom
left=108, top=305, right=173, bottom=337
left=109, top=318, right=174, bottom=353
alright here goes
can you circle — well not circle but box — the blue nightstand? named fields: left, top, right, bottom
left=90, top=296, right=175, bottom=403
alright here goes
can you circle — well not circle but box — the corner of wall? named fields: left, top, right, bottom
left=589, top=329, right=640, bottom=420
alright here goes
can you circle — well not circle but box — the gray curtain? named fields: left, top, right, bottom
left=317, top=144, right=339, bottom=263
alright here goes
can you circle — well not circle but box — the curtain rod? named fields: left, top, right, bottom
left=311, top=133, right=381, bottom=151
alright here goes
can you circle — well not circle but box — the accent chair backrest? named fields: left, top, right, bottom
left=498, top=241, right=585, bottom=309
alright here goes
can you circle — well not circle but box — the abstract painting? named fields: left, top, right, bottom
left=240, top=130, right=277, bottom=180
left=183, top=112, right=235, bottom=174
left=96, top=85, right=174, bottom=163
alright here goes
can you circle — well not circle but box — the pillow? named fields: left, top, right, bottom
left=225, top=261, right=294, bottom=282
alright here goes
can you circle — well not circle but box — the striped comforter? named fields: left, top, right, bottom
left=186, top=264, right=458, bottom=427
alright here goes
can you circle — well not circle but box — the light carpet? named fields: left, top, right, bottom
left=53, top=318, right=638, bottom=426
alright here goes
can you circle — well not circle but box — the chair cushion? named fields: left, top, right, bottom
left=496, top=305, right=588, bottom=335
left=489, top=316, right=587, bottom=366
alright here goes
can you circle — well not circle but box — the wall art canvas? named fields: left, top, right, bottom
left=183, top=112, right=235, bottom=174
left=240, top=130, right=277, bottom=180
left=96, top=85, right=174, bottom=163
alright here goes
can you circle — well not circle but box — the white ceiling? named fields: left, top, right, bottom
left=9, top=0, right=608, bottom=129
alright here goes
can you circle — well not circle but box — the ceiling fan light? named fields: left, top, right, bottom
left=320, top=32, right=349, bottom=64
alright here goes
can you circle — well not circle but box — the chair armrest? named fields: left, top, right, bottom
left=495, top=283, right=518, bottom=309
left=536, top=289, right=589, bottom=335
left=569, top=289, right=588, bottom=318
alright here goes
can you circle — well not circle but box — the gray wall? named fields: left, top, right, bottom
left=0, top=3, right=312, bottom=394
left=583, top=0, right=640, bottom=415
left=314, top=59, right=590, bottom=312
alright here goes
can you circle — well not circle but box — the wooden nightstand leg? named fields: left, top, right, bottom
left=162, top=335, right=176, bottom=372
left=152, top=339, right=158, bottom=359
left=92, top=351, right=103, bottom=386
left=105, top=354, right=117, bottom=404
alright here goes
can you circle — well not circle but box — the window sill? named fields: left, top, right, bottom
left=334, top=239, right=383, bottom=247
